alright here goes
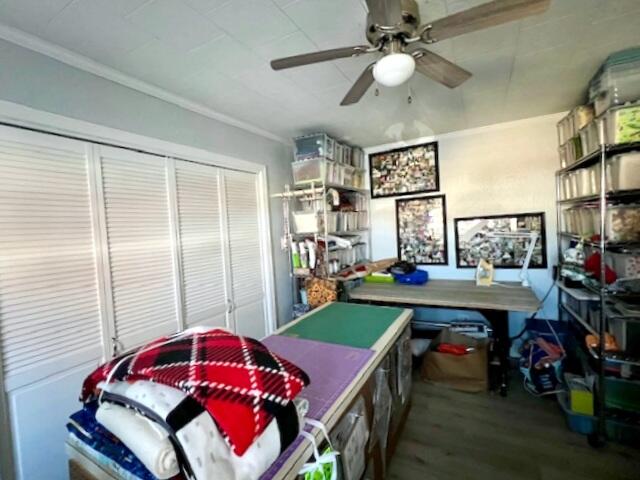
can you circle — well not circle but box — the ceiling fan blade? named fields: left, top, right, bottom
left=341, top=64, right=376, bottom=106
left=425, top=0, right=550, bottom=42
left=271, top=45, right=370, bottom=70
left=412, top=49, right=472, bottom=88
left=366, top=0, right=403, bottom=26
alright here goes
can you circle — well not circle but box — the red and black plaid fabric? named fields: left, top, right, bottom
left=82, top=329, right=309, bottom=456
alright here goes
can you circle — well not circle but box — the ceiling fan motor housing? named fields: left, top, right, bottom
left=366, top=0, right=421, bottom=47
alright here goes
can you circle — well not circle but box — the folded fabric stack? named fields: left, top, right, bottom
left=69, top=328, right=310, bottom=480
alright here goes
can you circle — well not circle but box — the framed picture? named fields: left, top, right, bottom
left=396, top=195, right=448, bottom=265
left=454, top=212, right=547, bottom=269
left=369, top=142, right=439, bottom=198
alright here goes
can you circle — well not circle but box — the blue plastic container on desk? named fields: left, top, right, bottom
left=393, top=269, right=429, bottom=285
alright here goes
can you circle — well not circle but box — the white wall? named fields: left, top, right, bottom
left=0, top=38, right=294, bottom=325
left=366, top=113, right=564, bottom=337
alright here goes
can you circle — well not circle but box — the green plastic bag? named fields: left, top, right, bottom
left=298, top=419, right=339, bottom=480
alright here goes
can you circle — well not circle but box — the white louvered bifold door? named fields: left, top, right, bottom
left=0, top=125, right=104, bottom=480
left=98, top=146, right=180, bottom=351
left=174, top=160, right=228, bottom=329
left=222, top=170, right=266, bottom=338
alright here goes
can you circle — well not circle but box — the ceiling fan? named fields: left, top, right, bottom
left=270, top=0, right=550, bottom=105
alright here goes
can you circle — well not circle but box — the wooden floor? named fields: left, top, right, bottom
left=388, top=380, right=640, bottom=480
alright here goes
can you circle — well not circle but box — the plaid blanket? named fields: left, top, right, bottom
left=82, top=329, right=309, bottom=456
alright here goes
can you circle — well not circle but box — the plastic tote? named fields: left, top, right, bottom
left=393, top=269, right=429, bottom=285
left=557, top=391, right=595, bottom=435
left=294, top=133, right=335, bottom=161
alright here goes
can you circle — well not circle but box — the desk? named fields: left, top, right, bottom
left=348, top=280, right=540, bottom=396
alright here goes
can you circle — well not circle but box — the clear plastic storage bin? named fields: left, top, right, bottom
left=294, top=133, right=335, bottom=161
left=577, top=207, right=598, bottom=236
left=609, top=316, right=640, bottom=356
left=559, top=140, right=580, bottom=167
left=353, top=169, right=365, bottom=189
left=563, top=209, right=578, bottom=234
left=560, top=174, right=571, bottom=200
left=343, top=145, right=353, bottom=165
left=606, top=251, right=640, bottom=278
left=605, top=205, right=640, bottom=241
left=569, top=172, right=580, bottom=199
left=603, top=103, right=640, bottom=145
left=589, top=47, right=640, bottom=116
left=334, top=143, right=344, bottom=164
left=292, top=158, right=335, bottom=184
left=573, top=105, right=595, bottom=131
left=607, top=151, right=640, bottom=192
left=557, top=114, right=575, bottom=146
left=558, top=145, right=569, bottom=168
left=579, top=121, right=599, bottom=156
left=292, top=212, right=320, bottom=233
left=576, top=168, right=593, bottom=197
left=588, top=164, right=602, bottom=195
left=343, top=165, right=355, bottom=188
left=352, top=148, right=365, bottom=169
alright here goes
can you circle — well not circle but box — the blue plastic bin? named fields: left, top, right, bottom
left=393, top=269, right=429, bottom=285
left=557, top=391, right=595, bottom=435
left=558, top=390, right=640, bottom=444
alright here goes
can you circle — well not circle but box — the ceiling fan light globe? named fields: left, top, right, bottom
left=373, top=53, right=415, bottom=87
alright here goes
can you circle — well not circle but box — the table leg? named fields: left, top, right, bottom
left=480, top=309, right=510, bottom=397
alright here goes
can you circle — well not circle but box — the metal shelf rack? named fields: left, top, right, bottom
left=555, top=121, right=640, bottom=446
left=273, top=179, right=371, bottom=309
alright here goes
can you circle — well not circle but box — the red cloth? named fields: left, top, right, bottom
left=584, top=252, right=617, bottom=284
left=436, top=343, right=469, bottom=356
left=82, top=329, right=309, bottom=455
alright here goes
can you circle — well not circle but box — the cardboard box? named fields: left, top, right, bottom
left=420, top=328, right=489, bottom=393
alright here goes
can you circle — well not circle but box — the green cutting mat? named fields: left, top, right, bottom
left=281, top=302, right=404, bottom=349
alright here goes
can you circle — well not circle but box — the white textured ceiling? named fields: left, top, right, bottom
left=1, top=0, right=639, bottom=146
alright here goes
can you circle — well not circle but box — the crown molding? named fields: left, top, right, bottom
left=364, top=111, right=566, bottom=154
left=0, top=22, right=289, bottom=145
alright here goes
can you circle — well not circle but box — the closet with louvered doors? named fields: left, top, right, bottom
left=94, top=149, right=269, bottom=352
left=0, top=123, right=274, bottom=480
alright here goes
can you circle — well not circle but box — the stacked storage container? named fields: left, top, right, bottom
left=292, top=133, right=366, bottom=189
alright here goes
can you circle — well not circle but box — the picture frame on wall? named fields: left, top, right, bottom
left=454, top=212, right=547, bottom=269
left=396, top=195, right=448, bottom=265
left=369, top=142, right=439, bottom=198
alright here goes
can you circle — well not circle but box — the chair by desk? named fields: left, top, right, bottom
left=348, top=279, right=540, bottom=396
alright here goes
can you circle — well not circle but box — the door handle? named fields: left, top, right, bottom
left=111, top=337, right=124, bottom=357
left=226, top=299, right=234, bottom=314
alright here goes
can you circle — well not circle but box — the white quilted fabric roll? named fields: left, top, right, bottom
left=96, top=402, right=179, bottom=479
